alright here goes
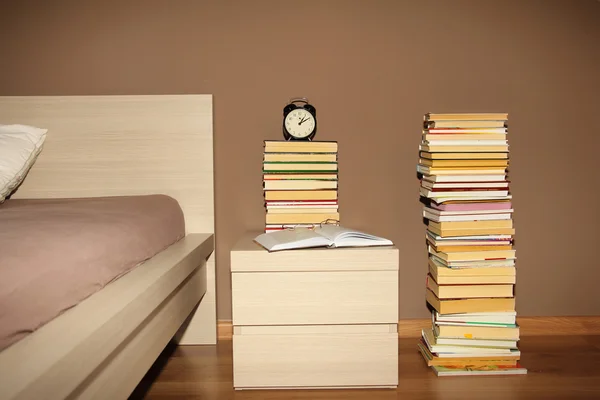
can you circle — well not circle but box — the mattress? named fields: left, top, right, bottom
left=0, top=194, right=185, bottom=351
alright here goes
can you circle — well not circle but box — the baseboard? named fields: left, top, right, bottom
left=217, top=320, right=233, bottom=341
left=216, top=316, right=600, bottom=341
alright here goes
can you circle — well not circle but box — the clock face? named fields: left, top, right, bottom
left=284, top=108, right=315, bottom=139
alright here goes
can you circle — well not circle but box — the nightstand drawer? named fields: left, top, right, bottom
left=231, top=270, right=398, bottom=325
left=232, top=325, right=398, bottom=389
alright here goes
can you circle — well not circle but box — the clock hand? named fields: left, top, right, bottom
left=299, top=117, right=311, bottom=125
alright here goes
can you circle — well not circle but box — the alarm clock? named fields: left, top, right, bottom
left=282, top=97, right=317, bottom=141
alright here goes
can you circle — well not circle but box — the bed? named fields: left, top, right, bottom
left=0, top=95, right=217, bottom=399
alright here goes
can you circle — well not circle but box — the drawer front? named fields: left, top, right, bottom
left=232, top=270, right=398, bottom=325
left=231, top=246, right=399, bottom=272
left=233, top=328, right=398, bottom=389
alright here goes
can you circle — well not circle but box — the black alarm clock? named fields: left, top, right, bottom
left=282, top=97, right=317, bottom=141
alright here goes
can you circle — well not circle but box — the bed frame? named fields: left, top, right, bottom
left=0, top=95, right=216, bottom=399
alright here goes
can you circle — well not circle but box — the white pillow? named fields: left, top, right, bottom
left=0, top=124, right=48, bottom=202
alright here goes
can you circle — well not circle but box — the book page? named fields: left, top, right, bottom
left=254, top=228, right=331, bottom=251
left=314, top=225, right=393, bottom=248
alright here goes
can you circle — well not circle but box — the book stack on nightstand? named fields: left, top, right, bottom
left=416, top=112, right=527, bottom=376
left=230, top=232, right=399, bottom=389
left=262, top=140, right=339, bottom=232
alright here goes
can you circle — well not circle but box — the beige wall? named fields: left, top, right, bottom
left=1, top=0, right=599, bottom=320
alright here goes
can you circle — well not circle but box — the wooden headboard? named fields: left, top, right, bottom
left=0, top=95, right=214, bottom=234
left=0, top=94, right=217, bottom=344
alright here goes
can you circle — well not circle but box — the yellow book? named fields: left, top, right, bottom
left=422, top=134, right=507, bottom=141
left=265, top=212, right=339, bottom=224
left=417, top=165, right=507, bottom=175
left=433, top=245, right=513, bottom=253
left=420, top=151, right=508, bottom=160
left=425, top=113, right=508, bottom=121
left=263, top=163, right=338, bottom=172
left=426, top=289, right=516, bottom=314
left=425, top=120, right=507, bottom=128
left=419, top=159, right=509, bottom=168
left=428, top=260, right=516, bottom=285
left=428, top=225, right=515, bottom=237
left=264, top=140, right=338, bottom=153
left=420, top=144, right=509, bottom=153
left=429, top=220, right=512, bottom=231
left=263, top=173, right=337, bottom=180
left=264, top=153, right=337, bottom=162
left=264, top=190, right=338, bottom=201
left=263, top=180, right=338, bottom=191
left=427, top=274, right=514, bottom=299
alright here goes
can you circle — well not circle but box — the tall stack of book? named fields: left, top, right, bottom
left=263, top=140, right=339, bottom=232
left=416, top=112, right=527, bottom=376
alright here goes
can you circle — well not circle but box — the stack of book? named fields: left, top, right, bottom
left=416, top=112, right=527, bottom=376
left=263, top=140, right=339, bottom=232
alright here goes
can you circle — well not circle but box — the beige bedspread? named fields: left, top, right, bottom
left=0, top=194, right=185, bottom=351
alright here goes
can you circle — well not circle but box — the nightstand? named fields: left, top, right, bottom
left=230, top=232, right=399, bottom=390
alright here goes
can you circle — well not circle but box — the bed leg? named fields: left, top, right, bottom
left=174, top=255, right=217, bottom=345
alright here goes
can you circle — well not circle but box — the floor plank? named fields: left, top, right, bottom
left=131, top=335, right=600, bottom=400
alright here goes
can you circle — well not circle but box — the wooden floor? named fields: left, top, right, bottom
left=130, top=335, right=600, bottom=400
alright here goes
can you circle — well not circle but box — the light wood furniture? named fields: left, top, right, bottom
left=230, top=232, right=399, bottom=390
left=0, top=95, right=216, bottom=399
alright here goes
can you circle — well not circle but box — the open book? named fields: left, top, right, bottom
left=254, top=225, right=394, bottom=252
